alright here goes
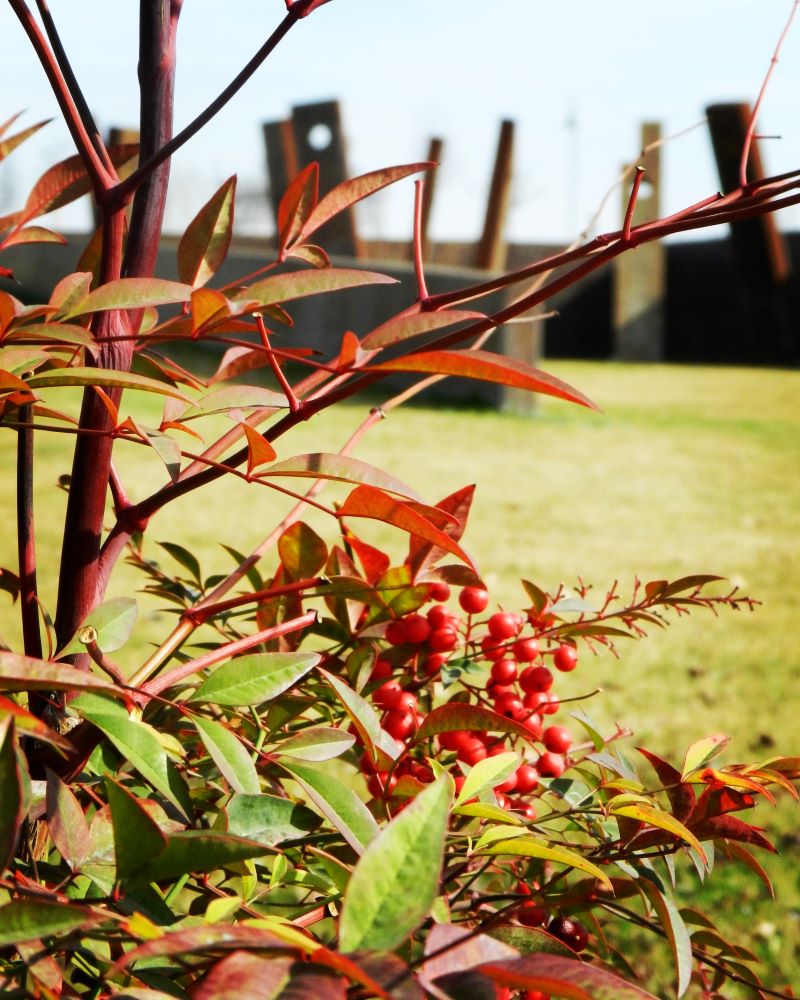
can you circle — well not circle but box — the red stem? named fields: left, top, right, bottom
left=16, top=404, right=43, bottom=662
left=739, top=0, right=800, bottom=187
left=622, top=166, right=645, bottom=242
left=412, top=179, right=430, bottom=302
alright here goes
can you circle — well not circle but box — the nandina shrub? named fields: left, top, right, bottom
left=0, top=3, right=798, bottom=998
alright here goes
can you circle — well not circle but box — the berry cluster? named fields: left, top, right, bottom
left=360, top=583, right=582, bottom=816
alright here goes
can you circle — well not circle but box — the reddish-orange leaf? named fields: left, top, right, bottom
left=242, top=422, right=277, bottom=476
left=415, top=703, right=538, bottom=746
left=338, top=485, right=475, bottom=570
left=191, top=287, right=231, bottom=334
left=178, top=176, right=237, bottom=287
left=278, top=162, right=319, bottom=253
left=371, top=349, right=599, bottom=410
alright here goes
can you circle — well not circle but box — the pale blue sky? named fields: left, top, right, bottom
left=2, top=1, right=800, bottom=244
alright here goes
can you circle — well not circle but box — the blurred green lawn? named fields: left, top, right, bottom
left=1, top=359, right=798, bottom=988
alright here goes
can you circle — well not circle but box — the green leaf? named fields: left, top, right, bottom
left=338, top=485, right=476, bottom=571
left=103, top=776, right=168, bottom=880
left=681, top=733, right=731, bottom=779
left=192, top=715, right=260, bottom=794
left=609, top=802, right=706, bottom=862
left=477, top=836, right=612, bottom=892
left=0, top=900, right=99, bottom=948
left=296, top=163, right=432, bottom=245
left=26, top=366, right=192, bottom=402
left=178, top=175, right=236, bottom=287
left=0, top=719, right=23, bottom=873
left=234, top=267, right=397, bottom=309
left=488, top=925, right=576, bottom=957
left=640, top=881, right=693, bottom=998
left=129, top=831, right=268, bottom=884
left=158, top=541, right=203, bottom=586
left=320, top=669, right=403, bottom=765
left=478, top=955, right=659, bottom=999
left=273, top=726, right=355, bottom=762
left=0, top=652, right=123, bottom=697
left=59, top=596, right=138, bottom=656
left=188, top=651, right=320, bottom=707
left=452, top=802, right=523, bottom=825
left=415, top=703, right=537, bottom=746
left=225, top=793, right=322, bottom=846
left=371, top=349, right=599, bottom=410
left=280, top=758, right=379, bottom=854
left=62, top=277, right=193, bottom=318
left=361, top=308, right=486, bottom=350
left=339, top=774, right=452, bottom=953
left=5, top=321, right=98, bottom=349
left=45, top=768, right=90, bottom=871
left=456, top=752, right=520, bottom=805
left=261, top=453, right=421, bottom=500
left=72, top=693, right=192, bottom=820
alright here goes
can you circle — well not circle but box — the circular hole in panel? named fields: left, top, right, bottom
left=307, top=123, right=333, bottom=151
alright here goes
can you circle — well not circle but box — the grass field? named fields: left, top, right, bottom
left=1, top=360, right=798, bottom=990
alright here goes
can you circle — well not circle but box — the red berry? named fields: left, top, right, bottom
left=513, top=637, right=541, bottom=662
left=548, top=915, right=588, bottom=952
left=458, top=738, right=488, bottom=766
left=542, top=725, right=572, bottom=754
left=422, top=652, right=449, bottom=676
left=553, top=644, right=578, bottom=672
left=459, top=586, right=489, bottom=614
left=494, top=772, right=518, bottom=794
left=427, top=604, right=450, bottom=628
left=522, top=690, right=546, bottom=711
left=396, top=691, right=418, bottom=713
left=429, top=581, right=450, bottom=602
left=490, top=658, right=518, bottom=685
left=537, top=751, right=566, bottom=778
left=512, top=799, right=538, bottom=821
left=518, top=902, right=547, bottom=928
left=374, top=680, right=403, bottom=708
left=429, top=626, right=459, bottom=652
left=383, top=708, right=416, bottom=740
left=540, top=692, right=560, bottom=715
left=480, top=635, right=506, bottom=661
left=493, top=695, right=525, bottom=720
left=385, top=620, right=407, bottom=645
left=403, top=614, right=431, bottom=645
left=522, top=992, right=550, bottom=1000
left=514, top=763, right=540, bottom=794
left=488, top=682, right=516, bottom=699
left=488, top=611, right=520, bottom=639
left=369, top=658, right=393, bottom=682
left=438, top=729, right=472, bottom=752
left=519, top=664, right=553, bottom=693
left=522, top=712, right=543, bottom=739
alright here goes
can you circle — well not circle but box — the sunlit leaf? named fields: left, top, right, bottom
left=279, top=758, right=379, bottom=854
left=192, top=715, right=260, bottom=794
left=1, top=225, right=66, bottom=248
left=610, top=802, right=706, bottom=862
left=59, top=596, right=138, bottom=656
left=178, top=175, right=236, bottom=287
left=0, top=652, right=123, bottom=697
left=225, top=793, right=321, bottom=846
left=26, top=366, right=193, bottom=401
left=260, top=453, right=420, bottom=500
left=110, top=923, right=292, bottom=972
left=273, top=726, right=355, bottom=762
left=188, top=651, right=320, bottom=707
left=361, top=308, right=486, bottom=350
left=129, top=831, right=268, bottom=884
left=278, top=162, right=318, bottom=253
left=477, top=836, right=612, bottom=891
left=0, top=695, right=70, bottom=750
left=371, top=349, right=598, bottom=409
left=0, top=117, right=51, bottom=164
left=0, top=900, right=100, bottom=948
left=456, top=752, right=520, bottom=806
left=296, top=163, right=432, bottom=244
left=320, top=668, right=403, bottom=765
left=278, top=521, right=328, bottom=581
left=192, top=952, right=293, bottom=999
left=416, top=702, right=538, bottom=746
left=478, top=955, right=658, bottom=999
left=339, top=775, right=452, bottom=952
left=682, top=733, right=731, bottom=779
left=242, top=422, right=277, bottom=476
left=234, top=267, right=396, bottom=309
left=62, top=277, right=193, bottom=318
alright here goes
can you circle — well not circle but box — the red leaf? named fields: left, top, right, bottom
left=691, top=785, right=756, bottom=825
left=278, top=163, right=319, bottom=254
left=296, top=163, right=433, bottom=245
left=361, top=309, right=486, bottom=351
left=689, top=814, right=777, bottom=853
left=371, top=349, right=599, bottom=409
left=0, top=695, right=70, bottom=750
left=1, top=225, right=66, bottom=248
left=0, top=117, right=51, bottom=164
left=415, top=703, right=538, bottom=746
left=191, top=287, right=232, bottom=335
left=479, top=955, right=659, bottom=999
left=242, top=423, right=277, bottom=476
left=346, top=535, right=390, bottom=586
left=178, top=176, right=237, bottom=287
left=193, top=952, right=294, bottom=999
left=636, top=747, right=696, bottom=822
left=338, top=485, right=476, bottom=571
left=409, top=484, right=475, bottom=579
